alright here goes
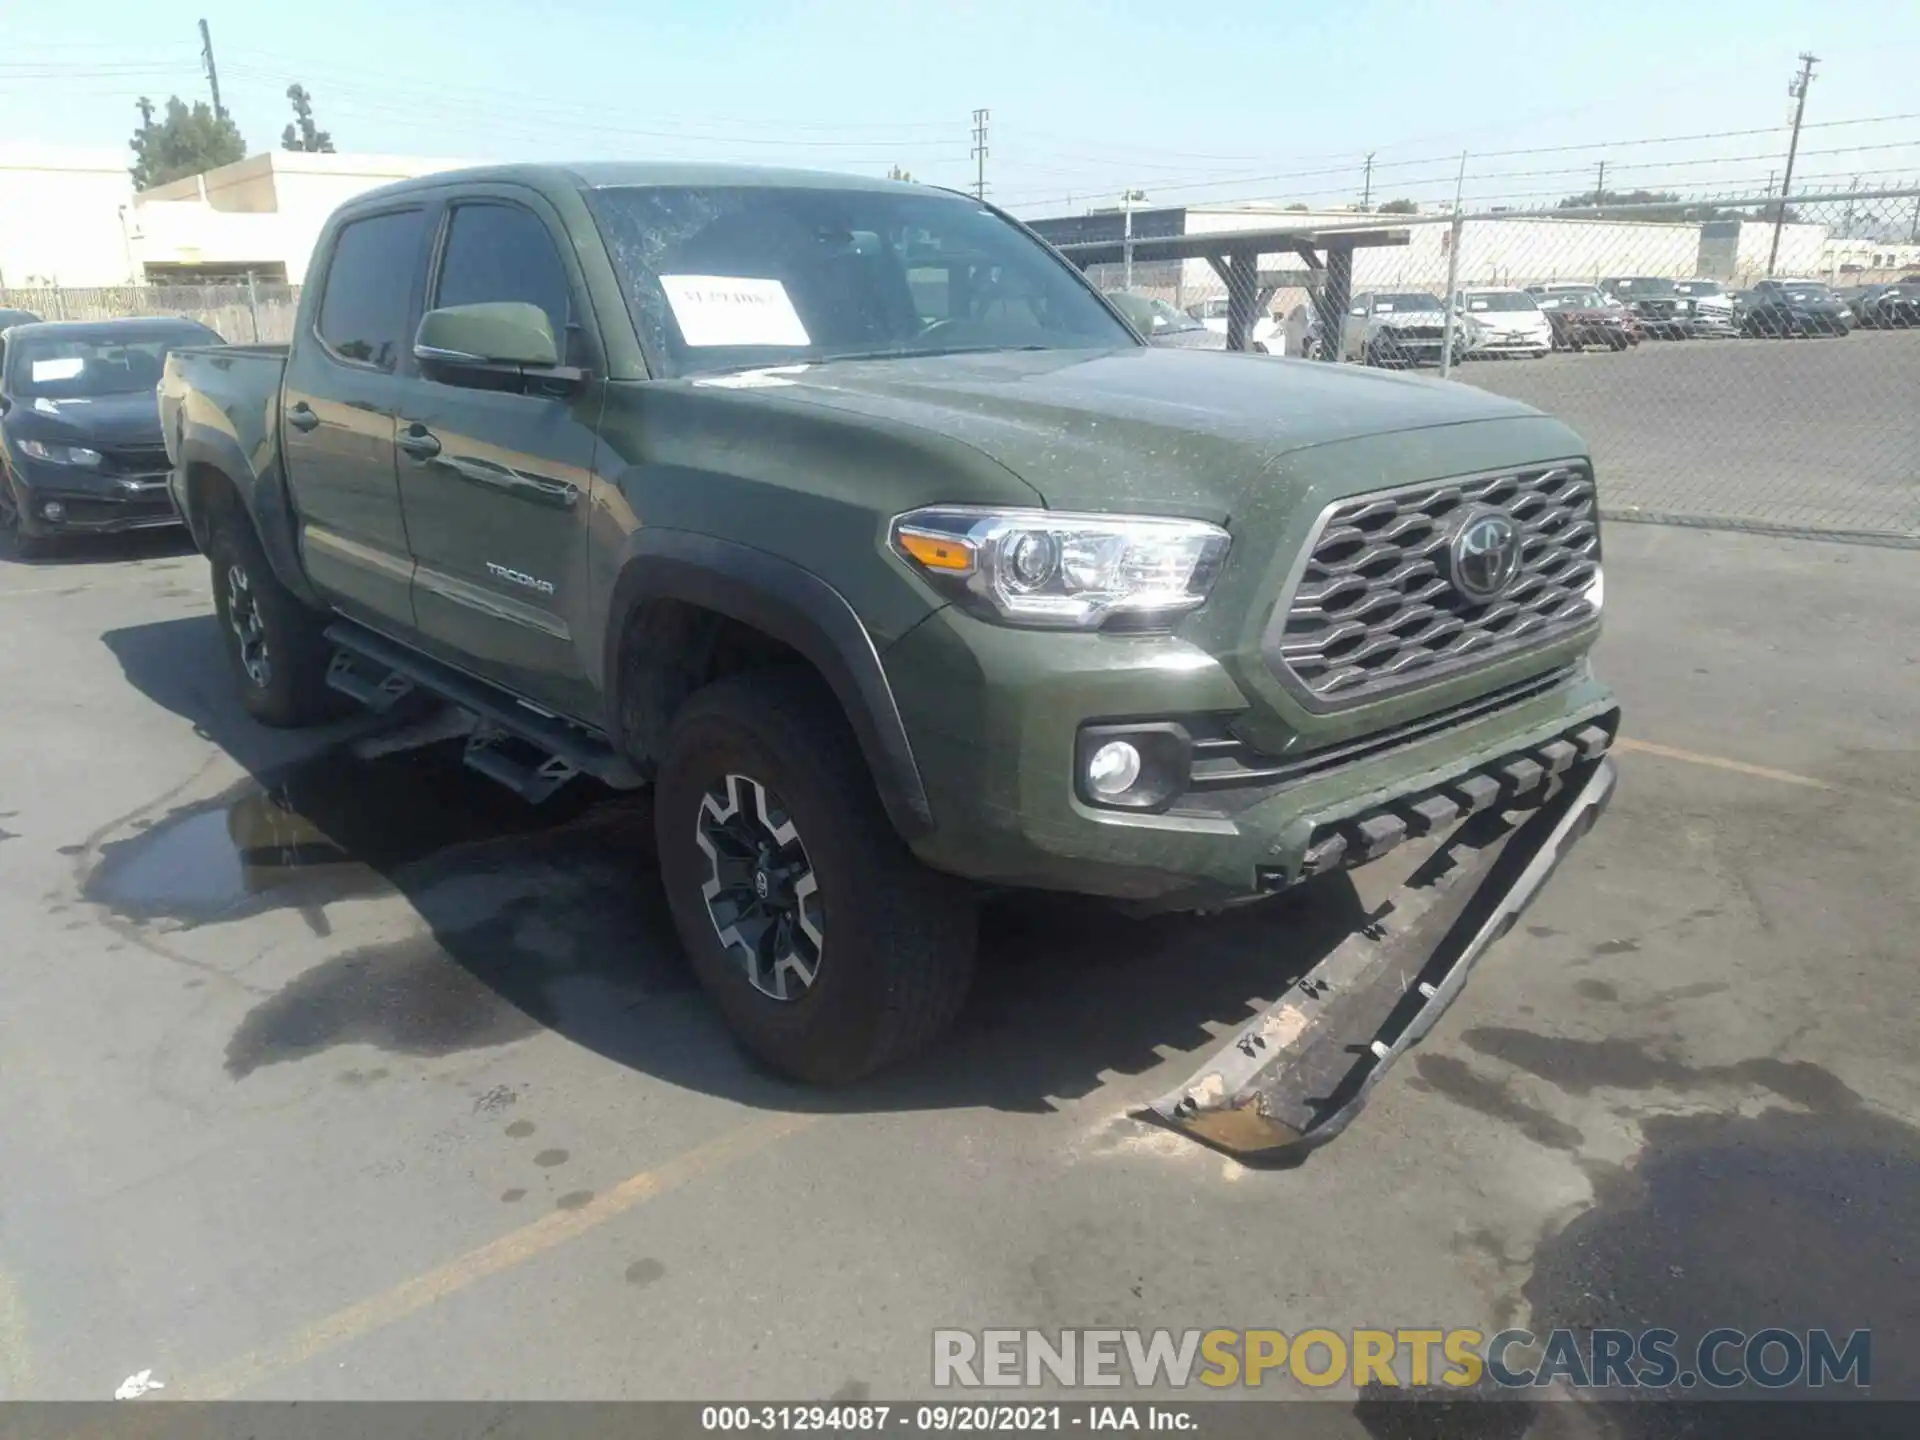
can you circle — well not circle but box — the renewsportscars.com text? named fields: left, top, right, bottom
left=932, top=1327, right=1871, bottom=1391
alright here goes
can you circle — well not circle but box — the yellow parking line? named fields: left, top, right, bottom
left=1616, top=736, right=1914, bottom=807
left=174, top=1111, right=818, bottom=1400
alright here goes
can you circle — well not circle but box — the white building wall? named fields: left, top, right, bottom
left=0, top=145, right=139, bottom=286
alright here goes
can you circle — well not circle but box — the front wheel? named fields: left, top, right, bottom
left=655, top=667, right=978, bottom=1084
left=208, top=512, right=343, bottom=727
left=1, top=478, right=54, bottom=560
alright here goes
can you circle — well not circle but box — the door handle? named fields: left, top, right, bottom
left=397, top=425, right=442, bottom=460
left=286, top=403, right=320, bottom=433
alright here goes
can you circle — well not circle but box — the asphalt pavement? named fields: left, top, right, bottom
left=0, top=520, right=1915, bottom=1431
left=1458, top=327, right=1920, bottom=542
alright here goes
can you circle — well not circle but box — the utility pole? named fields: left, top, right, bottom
left=1594, top=159, right=1606, bottom=206
left=199, top=18, right=227, bottom=120
left=1842, top=176, right=1859, bottom=238
left=970, top=108, right=989, bottom=201
left=1361, top=152, right=1374, bottom=211
left=1439, top=151, right=1468, bottom=380
left=1767, top=51, right=1818, bottom=276
left=1121, top=188, right=1146, bottom=289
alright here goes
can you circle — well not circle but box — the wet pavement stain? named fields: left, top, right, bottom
left=555, top=1190, right=594, bottom=1210
left=501, top=1188, right=527, bottom=1204
left=226, top=932, right=542, bottom=1077
left=1462, top=1029, right=1857, bottom=1108
left=1409, top=1055, right=1585, bottom=1152
left=83, top=740, right=600, bottom=925
left=533, top=1149, right=569, bottom=1168
left=625, top=1258, right=667, bottom=1287
left=1572, top=978, right=1619, bottom=1002
left=1524, top=1092, right=1920, bottom=1408
left=505, top=1120, right=536, bottom=1139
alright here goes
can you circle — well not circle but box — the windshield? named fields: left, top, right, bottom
left=1462, top=292, right=1539, bottom=312
left=5, top=325, right=216, bottom=399
left=1776, top=283, right=1834, bottom=302
left=587, top=185, right=1133, bottom=377
left=1371, top=293, right=1444, bottom=313
left=1675, top=281, right=1723, bottom=296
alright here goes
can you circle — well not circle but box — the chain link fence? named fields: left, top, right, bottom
left=1083, top=189, right=1920, bottom=545
left=0, top=282, right=304, bottom=345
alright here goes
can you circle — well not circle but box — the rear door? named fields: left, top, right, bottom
left=281, top=204, right=432, bottom=629
left=389, top=190, right=603, bottom=722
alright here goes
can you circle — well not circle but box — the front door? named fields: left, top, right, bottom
left=390, top=194, right=602, bottom=722
left=281, top=204, right=431, bottom=631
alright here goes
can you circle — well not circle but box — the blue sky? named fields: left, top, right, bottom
left=4, top=0, right=1916, bottom=215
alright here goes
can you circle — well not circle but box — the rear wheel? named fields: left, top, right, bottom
left=209, top=511, right=342, bottom=727
left=654, top=667, right=977, bottom=1084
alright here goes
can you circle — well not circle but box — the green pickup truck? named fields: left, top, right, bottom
left=160, top=163, right=1618, bottom=1156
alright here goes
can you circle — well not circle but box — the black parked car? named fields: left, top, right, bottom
left=1598, top=277, right=1692, bottom=338
left=1740, top=280, right=1856, bottom=338
left=1841, top=283, right=1920, bottom=329
left=1, top=316, right=222, bottom=557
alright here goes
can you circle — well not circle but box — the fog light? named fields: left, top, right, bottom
left=41, top=501, right=65, bottom=523
left=1085, top=740, right=1143, bottom=798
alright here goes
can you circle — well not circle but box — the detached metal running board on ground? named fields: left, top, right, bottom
left=1143, top=750, right=1617, bottom=1160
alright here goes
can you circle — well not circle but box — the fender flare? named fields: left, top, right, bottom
left=604, top=529, right=935, bottom=841
left=174, top=423, right=324, bottom=608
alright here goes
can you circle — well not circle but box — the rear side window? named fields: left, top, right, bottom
left=316, top=208, right=427, bottom=370
left=433, top=204, right=574, bottom=344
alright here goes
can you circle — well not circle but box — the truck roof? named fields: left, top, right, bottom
left=348, top=161, right=935, bottom=208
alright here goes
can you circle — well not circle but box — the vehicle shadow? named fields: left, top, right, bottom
left=99, top=614, right=1368, bottom=1130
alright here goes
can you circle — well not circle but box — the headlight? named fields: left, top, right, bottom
left=890, top=506, right=1230, bottom=630
left=16, top=439, right=103, bottom=467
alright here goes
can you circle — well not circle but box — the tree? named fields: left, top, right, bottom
left=1555, top=187, right=1798, bottom=224
left=281, top=84, right=336, bottom=154
left=886, top=164, right=915, bottom=182
left=1377, top=198, right=1418, bottom=214
left=129, top=95, right=246, bottom=190
left=1284, top=202, right=1310, bottom=212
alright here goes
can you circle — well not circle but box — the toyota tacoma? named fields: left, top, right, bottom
left=161, top=163, right=1618, bottom=1156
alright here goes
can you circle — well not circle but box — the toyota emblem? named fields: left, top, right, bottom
left=1446, top=506, right=1523, bottom=604
left=754, top=870, right=771, bottom=900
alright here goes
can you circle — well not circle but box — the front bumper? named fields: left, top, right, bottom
left=886, top=603, right=1615, bottom=911
left=1144, top=749, right=1617, bottom=1157
left=10, top=461, right=180, bottom=534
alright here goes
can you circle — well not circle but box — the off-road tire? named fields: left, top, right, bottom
left=654, top=666, right=977, bottom=1084
left=209, top=511, right=341, bottom=727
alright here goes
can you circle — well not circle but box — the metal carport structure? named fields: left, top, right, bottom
left=1035, top=219, right=1412, bottom=356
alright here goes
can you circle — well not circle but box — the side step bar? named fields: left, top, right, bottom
left=323, top=621, right=645, bottom=797
left=1143, top=748, right=1618, bottom=1160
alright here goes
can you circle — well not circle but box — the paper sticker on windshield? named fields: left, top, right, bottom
left=659, top=276, right=811, bottom=348
left=31, top=357, right=85, bottom=382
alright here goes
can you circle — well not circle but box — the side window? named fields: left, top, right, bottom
left=433, top=204, right=573, bottom=345
left=315, top=208, right=428, bottom=370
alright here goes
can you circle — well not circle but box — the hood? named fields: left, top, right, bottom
left=1464, top=307, right=1553, bottom=333
left=1368, top=308, right=1448, bottom=331
left=734, top=345, right=1542, bottom=517
left=5, top=389, right=163, bottom=446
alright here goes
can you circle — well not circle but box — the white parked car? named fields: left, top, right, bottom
left=1672, top=278, right=1739, bottom=337
left=1185, top=296, right=1282, bottom=352
left=1454, top=287, right=1554, bottom=358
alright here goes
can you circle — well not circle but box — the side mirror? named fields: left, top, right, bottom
left=413, top=303, right=583, bottom=390
left=416, top=302, right=558, bottom=367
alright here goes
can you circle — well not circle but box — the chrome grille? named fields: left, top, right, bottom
left=1264, top=463, right=1599, bottom=708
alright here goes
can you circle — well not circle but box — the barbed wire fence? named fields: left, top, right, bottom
left=1073, top=187, right=1920, bottom=546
